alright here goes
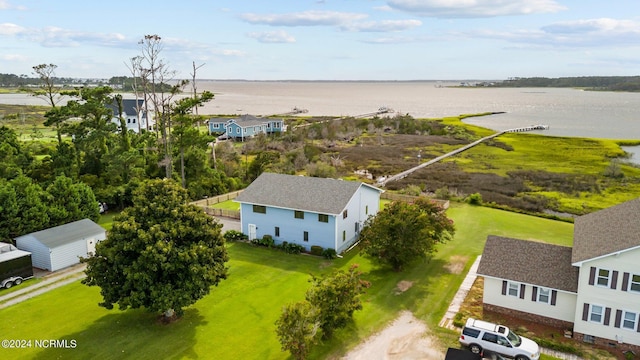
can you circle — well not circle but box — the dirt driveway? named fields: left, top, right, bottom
left=342, top=311, right=444, bottom=360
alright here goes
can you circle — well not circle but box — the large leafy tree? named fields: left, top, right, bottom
left=360, top=198, right=455, bottom=271
left=82, top=179, right=229, bottom=321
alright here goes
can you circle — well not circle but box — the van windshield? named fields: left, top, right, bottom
left=507, top=330, right=521, bottom=347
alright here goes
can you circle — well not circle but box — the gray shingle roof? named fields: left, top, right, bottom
left=108, top=99, right=145, bottom=117
left=235, top=173, right=382, bottom=215
left=477, top=235, right=578, bottom=293
left=16, top=219, right=105, bottom=249
left=572, top=198, right=640, bottom=264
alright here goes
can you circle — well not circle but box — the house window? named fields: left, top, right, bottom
left=365, top=205, right=369, bottom=215
left=132, top=118, right=136, bottom=124
left=537, top=288, right=551, bottom=304
left=294, top=210, right=304, bottom=219
left=342, top=231, right=346, bottom=242
left=355, top=222, right=359, bottom=232
left=623, top=311, right=638, bottom=330
left=589, top=305, right=604, bottom=323
left=227, top=128, right=232, bottom=134
left=267, top=123, right=271, bottom=128
left=343, top=210, right=348, bottom=219
left=275, top=227, right=280, bottom=237
left=213, top=123, right=219, bottom=128
left=253, top=205, right=266, bottom=214
left=236, top=128, right=240, bottom=134
left=303, top=231, right=309, bottom=242
left=596, top=268, right=611, bottom=287
left=631, top=274, right=640, bottom=293
left=507, top=282, right=520, bottom=297
left=127, top=118, right=131, bottom=123
left=318, top=214, right=328, bottom=223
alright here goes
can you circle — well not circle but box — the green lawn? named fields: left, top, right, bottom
left=0, top=203, right=574, bottom=359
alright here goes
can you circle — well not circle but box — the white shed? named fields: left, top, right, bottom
left=15, top=219, right=106, bottom=272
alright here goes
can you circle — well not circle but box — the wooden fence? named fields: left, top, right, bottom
left=190, top=190, right=243, bottom=207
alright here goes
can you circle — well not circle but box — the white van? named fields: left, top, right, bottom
left=459, top=318, right=540, bottom=360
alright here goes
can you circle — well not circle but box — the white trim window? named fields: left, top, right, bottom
left=507, top=282, right=520, bottom=297
left=537, top=287, right=551, bottom=304
left=589, top=304, right=604, bottom=323
left=596, top=268, right=611, bottom=287
left=623, top=311, right=638, bottom=330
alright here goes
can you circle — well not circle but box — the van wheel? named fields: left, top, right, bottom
left=14, top=278, right=22, bottom=285
left=4, top=281, right=13, bottom=289
left=516, top=356, right=529, bottom=360
left=469, top=344, right=482, bottom=354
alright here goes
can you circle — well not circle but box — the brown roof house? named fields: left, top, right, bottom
left=477, top=198, right=640, bottom=353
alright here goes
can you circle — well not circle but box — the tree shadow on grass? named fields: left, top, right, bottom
left=31, top=308, right=206, bottom=360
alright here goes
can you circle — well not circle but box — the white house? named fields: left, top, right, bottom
left=477, top=198, right=640, bottom=354
left=234, top=172, right=383, bottom=253
left=15, top=219, right=106, bottom=272
left=108, top=98, right=153, bottom=133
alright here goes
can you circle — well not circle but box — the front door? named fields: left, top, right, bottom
left=248, top=224, right=257, bottom=241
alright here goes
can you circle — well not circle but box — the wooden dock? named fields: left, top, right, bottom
left=377, top=125, right=548, bottom=187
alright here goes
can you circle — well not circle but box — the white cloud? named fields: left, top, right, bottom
left=472, top=18, right=640, bottom=48
left=0, top=0, right=27, bottom=10
left=0, top=22, right=25, bottom=35
left=239, top=10, right=368, bottom=26
left=342, top=19, right=422, bottom=32
left=387, top=0, right=566, bottom=18
left=247, top=30, right=296, bottom=43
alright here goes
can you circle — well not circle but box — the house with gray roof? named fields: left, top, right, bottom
left=107, top=98, right=153, bottom=133
left=15, top=219, right=106, bottom=272
left=208, top=115, right=285, bottom=141
left=477, top=198, right=640, bottom=353
left=234, top=172, right=383, bottom=253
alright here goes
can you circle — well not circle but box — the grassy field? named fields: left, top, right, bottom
left=0, top=203, right=574, bottom=359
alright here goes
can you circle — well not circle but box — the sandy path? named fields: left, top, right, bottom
left=342, top=311, right=445, bottom=360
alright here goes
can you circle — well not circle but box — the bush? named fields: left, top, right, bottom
left=282, top=242, right=304, bottom=254
left=453, top=313, right=465, bottom=328
left=224, top=230, right=248, bottom=242
left=322, top=248, right=337, bottom=259
left=259, top=235, right=275, bottom=248
left=466, top=192, right=483, bottom=205
left=310, top=245, right=324, bottom=256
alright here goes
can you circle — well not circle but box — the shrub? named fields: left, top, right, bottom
left=259, top=235, right=275, bottom=248
left=224, top=230, right=248, bottom=242
left=283, top=242, right=304, bottom=254
left=466, top=192, right=483, bottom=205
left=322, top=248, right=337, bottom=259
left=310, top=245, right=324, bottom=256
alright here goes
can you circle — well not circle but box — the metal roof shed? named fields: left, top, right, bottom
left=15, top=219, right=106, bottom=272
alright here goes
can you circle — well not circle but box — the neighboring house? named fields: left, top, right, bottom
left=107, top=98, right=153, bottom=133
left=477, top=198, right=640, bottom=353
left=234, top=172, right=383, bottom=253
left=15, top=219, right=106, bottom=272
left=208, top=115, right=285, bottom=140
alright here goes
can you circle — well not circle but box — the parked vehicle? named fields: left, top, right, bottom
left=0, top=242, right=33, bottom=289
left=459, top=318, right=540, bottom=360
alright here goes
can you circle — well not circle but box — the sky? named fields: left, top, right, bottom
left=1, top=0, right=640, bottom=80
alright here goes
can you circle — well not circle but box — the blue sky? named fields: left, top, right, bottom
left=2, top=0, right=640, bottom=80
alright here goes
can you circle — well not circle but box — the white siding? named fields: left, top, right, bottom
left=50, top=240, right=88, bottom=271
left=483, top=277, right=576, bottom=323
left=16, top=235, right=52, bottom=271
left=574, top=248, right=640, bottom=346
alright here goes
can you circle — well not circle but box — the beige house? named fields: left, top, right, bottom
left=477, top=198, right=640, bottom=354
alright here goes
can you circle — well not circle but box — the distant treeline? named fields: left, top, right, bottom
left=0, top=74, right=172, bottom=92
left=492, top=76, right=640, bottom=91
